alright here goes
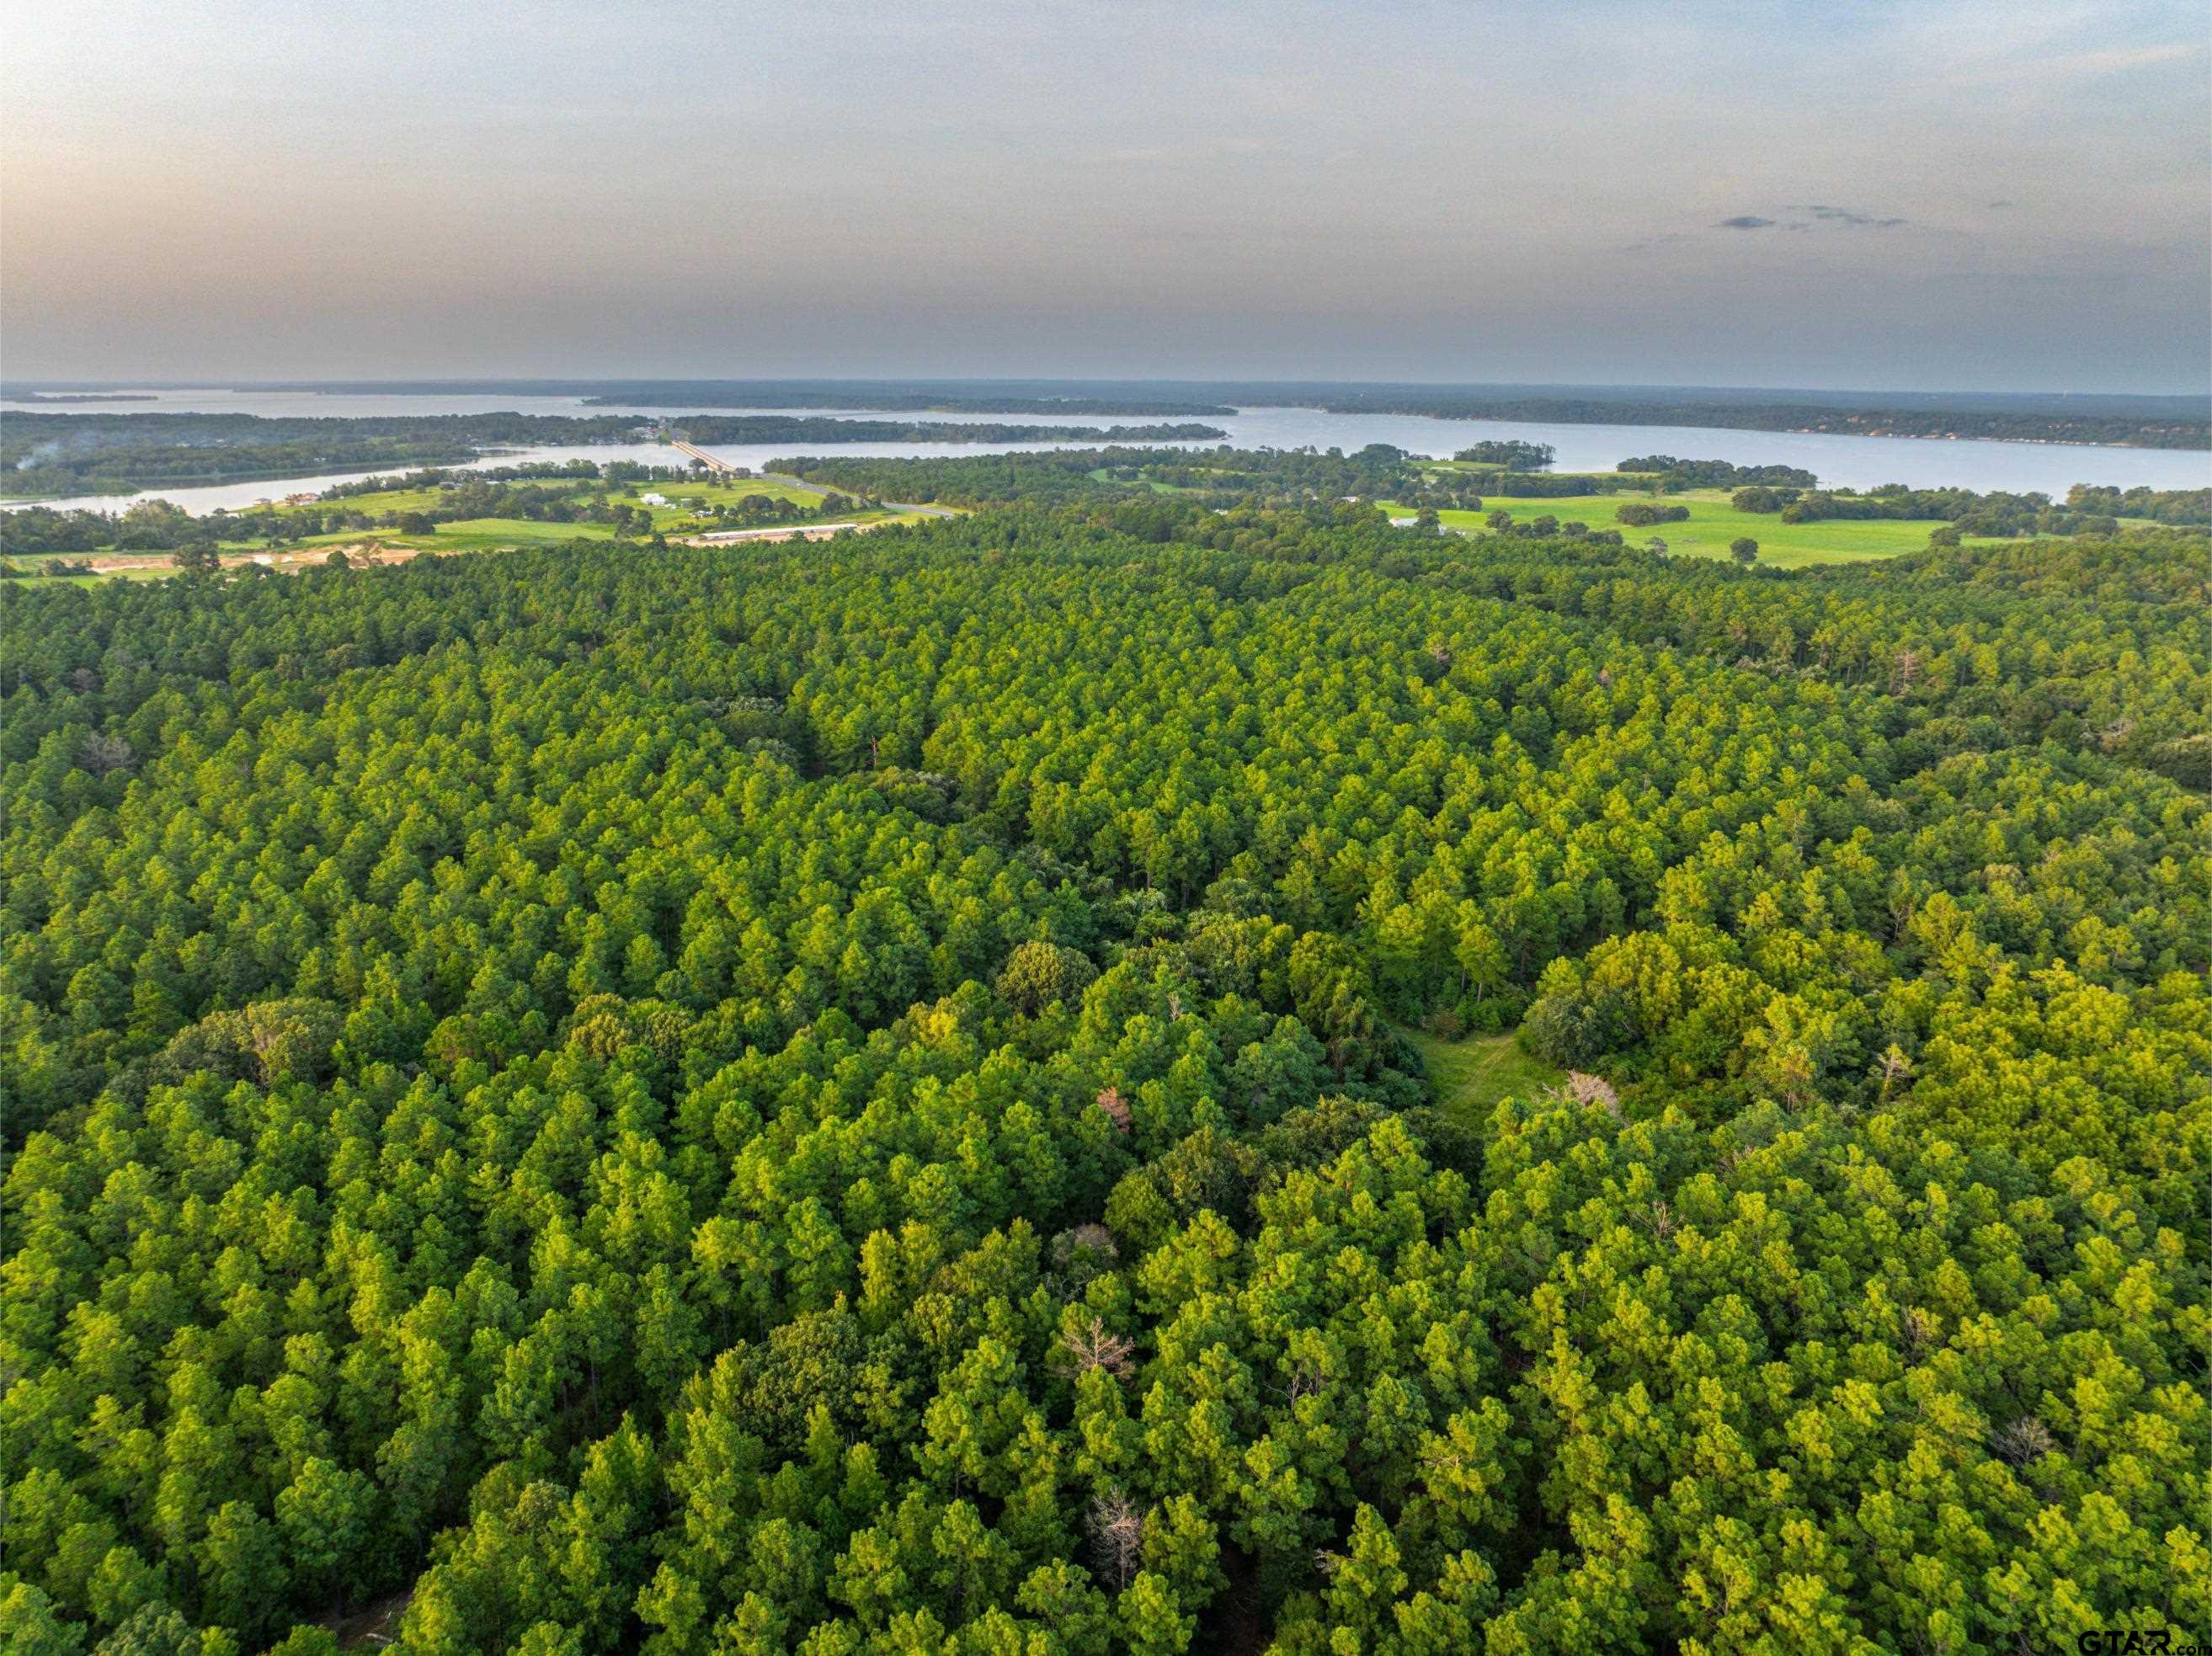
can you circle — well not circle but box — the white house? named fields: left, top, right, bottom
left=639, top=492, right=669, bottom=507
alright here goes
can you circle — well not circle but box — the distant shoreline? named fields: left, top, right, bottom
left=19, top=380, right=2195, bottom=450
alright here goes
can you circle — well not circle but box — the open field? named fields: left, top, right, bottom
left=19, top=566, right=173, bottom=586
left=1085, top=467, right=1214, bottom=493
left=310, top=517, right=622, bottom=552
left=4, top=482, right=950, bottom=579
left=1095, top=463, right=1958, bottom=566
left=0, top=473, right=946, bottom=578
left=1404, top=1027, right=1565, bottom=1125
left=19, top=514, right=942, bottom=581
left=1418, top=463, right=1665, bottom=480
left=1383, top=486, right=1945, bottom=567
left=236, top=473, right=835, bottom=526
left=254, top=504, right=940, bottom=556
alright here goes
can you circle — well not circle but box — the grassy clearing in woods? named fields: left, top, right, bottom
left=1405, top=1027, right=1565, bottom=1124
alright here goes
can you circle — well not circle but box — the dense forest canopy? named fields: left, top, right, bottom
left=0, top=454, right=2205, bottom=1654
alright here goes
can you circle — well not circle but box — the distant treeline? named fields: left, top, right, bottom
left=1, top=391, right=157, bottom=404
left=0, top=410, right=1227, bottom=497
left=2, top=501, right=224, bottom=559
left=1315, top=391, right=2206, bottom=449
left=1732, top=482, right=2212, bottom=535
left=1403, top=457, right=1820, bottom=504
left=317, top=459, right=631, bottom=498
left=0, top=411, right=650, bottom=495
left=103, top=378, right=2210, bottom=446
left=772, top=443, right=1412, bottom=508
left=225, top=378, right=1241, bottom=415
left=775, top=449, right=1163, bottom=506
left=1172, top=381, right=2209, bottom=448
left=1451, top=440, right=1554, bottom=469
left=220, top=478, right=833, bottom=545
left=1169, top=378, right=2207, bottom=418
left=1419, top=471, right=1630, bottom=502
left=2064, top=483, right=2212, bottom=525
left=595, top=386, right=1239, bottom=416
left=1105, top=443, right=1417, bottom=502
left=1616, top=455, right=1822, bottom=488
left=679, top=417, right=1225, bottom=445
left=0, top=483, right=674, bottom=559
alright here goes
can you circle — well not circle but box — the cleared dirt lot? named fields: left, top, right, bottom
left=83, top=541, right=424, bottom=577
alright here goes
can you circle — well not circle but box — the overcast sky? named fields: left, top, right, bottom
left=5, top=0, right=2207, bottom=391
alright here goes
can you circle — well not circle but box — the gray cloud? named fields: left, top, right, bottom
left=1716, top=205, right=1912, bottom=233
left=1804, top=205, right=1909, bottom=228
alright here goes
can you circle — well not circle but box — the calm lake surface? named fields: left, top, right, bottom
left=6, top=387, right=2206, bottom=515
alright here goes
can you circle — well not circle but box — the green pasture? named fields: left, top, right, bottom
left=5, top=567, right=168, bottom=587
left=630, top=477, right=839, bottom=514
left=236, top=509, right=916, bottom=556
left=203, top=517, right=602, bottom=556
left=235, top=483, right=451, bottom=515
left=1383, top=487, right=1942, bottom=567
left=200, top=474, right=875, bottom=556
left=232, top=474, right=833, bottom=530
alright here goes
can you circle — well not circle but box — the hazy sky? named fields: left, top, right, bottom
left=6, top=0, right=2208, bottom=391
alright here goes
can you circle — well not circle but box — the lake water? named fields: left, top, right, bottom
left=5, top=387, right=2205, bottom=515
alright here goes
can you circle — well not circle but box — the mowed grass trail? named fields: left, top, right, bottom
left=1405, top=1028, right=1565, bottom=1126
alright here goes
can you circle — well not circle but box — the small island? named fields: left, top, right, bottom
left=2, top=390, right=159, bottom=404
